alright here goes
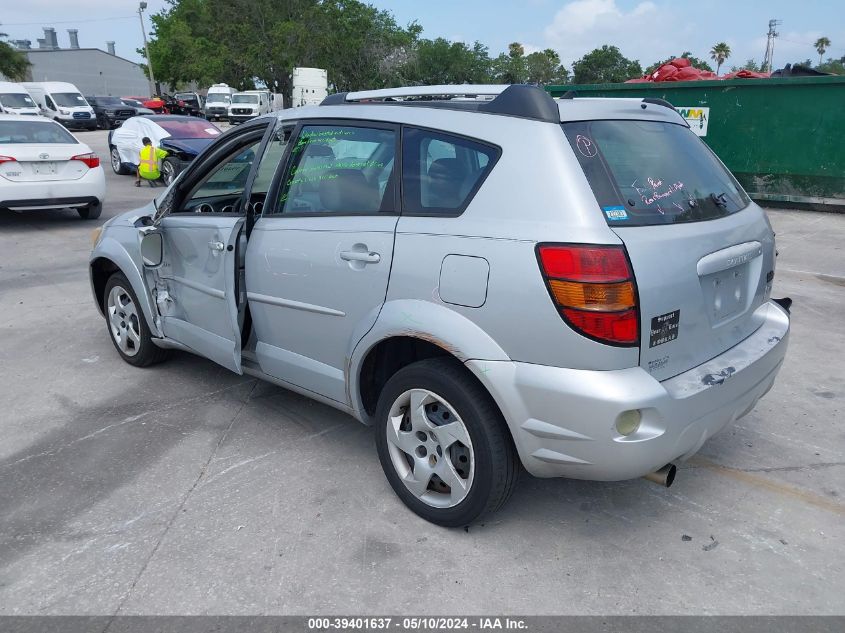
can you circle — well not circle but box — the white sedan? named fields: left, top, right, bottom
left=0, top=114, right=105, bottom=219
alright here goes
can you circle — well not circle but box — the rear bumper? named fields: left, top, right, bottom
left=0, top=169, right=106, bottom=211
left=468, top=300, right=790, bottom=480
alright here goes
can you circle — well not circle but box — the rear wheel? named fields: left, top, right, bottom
left=374, top=358, right=519, bottom=527
left=103, top=273, right=170, bottom=367
left=110, top=146, right=129, bottom=175
left=77, top=202, right=101, bottom=220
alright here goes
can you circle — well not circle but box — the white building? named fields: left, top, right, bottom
left=6, top=27, right=150, bottom=97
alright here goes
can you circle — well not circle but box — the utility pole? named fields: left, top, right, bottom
left=138, top=1, right=156, bottom=95
left=763, top=19, right=782, bottom=73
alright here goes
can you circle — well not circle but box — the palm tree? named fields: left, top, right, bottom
left=814, top=37, right=831, bottom=66
left=710, top=42, right=731, bottom=76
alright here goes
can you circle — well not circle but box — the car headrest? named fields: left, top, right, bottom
left=428, top=157, right=462, bottom=181
left=319, top=169, right=379, bottom=212
left=306, top=143, right=335, bottom=158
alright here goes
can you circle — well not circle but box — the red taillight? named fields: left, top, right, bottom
left=0, top=155, right=17, bottom=164
left=71, top=152, right=100, bottom=168
left=537, top=244, right=639, bottom=346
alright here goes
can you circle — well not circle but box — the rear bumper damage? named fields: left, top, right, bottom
left=468, top=300, right=791, bottom=480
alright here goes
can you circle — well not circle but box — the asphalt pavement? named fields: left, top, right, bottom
left=0, top=129, right=842, bottom=615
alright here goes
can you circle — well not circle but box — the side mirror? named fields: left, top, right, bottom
left=140, top=229, right=163, bottom=267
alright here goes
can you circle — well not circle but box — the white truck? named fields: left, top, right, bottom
left=291, top=67, right=328, bottom=107
left=0, top=82, right=40, bottom=116
left=21, top=81, right=96, bottom=130
left=204, top=83, right=236, bottom=121
left=227, top=90, right=271, bottom=124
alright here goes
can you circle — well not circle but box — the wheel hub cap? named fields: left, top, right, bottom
left=385, top=389, right=475, bottom=508
left=106, top=285, right=141, bottom=357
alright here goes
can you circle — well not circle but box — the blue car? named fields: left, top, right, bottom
left=108, top=115, right=223, bottom=184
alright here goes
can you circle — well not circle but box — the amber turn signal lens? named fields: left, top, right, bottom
left=549, top=280, right=635, bottom=311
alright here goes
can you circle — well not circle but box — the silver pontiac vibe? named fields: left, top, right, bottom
left=89, top=85, right=790, bottom=526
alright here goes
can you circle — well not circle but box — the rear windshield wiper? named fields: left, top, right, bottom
left=710, top=192, right=728, bottom=208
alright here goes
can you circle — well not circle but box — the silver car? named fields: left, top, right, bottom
left=89, top=85, right=791, bottom=526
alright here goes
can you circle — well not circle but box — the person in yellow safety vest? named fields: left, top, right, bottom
left=135, top=136, right=168, bottom=187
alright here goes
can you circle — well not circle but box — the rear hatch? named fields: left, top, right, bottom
left=562, top=118, right=776, bottom=381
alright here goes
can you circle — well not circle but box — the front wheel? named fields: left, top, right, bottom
left=103, top=273, right=170, bottom=367
left=374, top=358, right=519, bottom=527
left=161, top=157, right=179, bottom=185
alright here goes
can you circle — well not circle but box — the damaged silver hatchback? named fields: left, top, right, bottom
left=90, top=85, right=791, bottom=526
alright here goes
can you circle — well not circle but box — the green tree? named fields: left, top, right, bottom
left=645, top=52, right=713, bottom=75
left=400, top=38, right=492, bottom=85
left=492, top=42, right=528, bottom=84
left=0, top=31, right=30, bottom=81
left=814, top=37, right=831, bottom=66
left=709, top=42, right=731, bottom=76
left=572, top=45, right=642, bottom=84
left=729, top=58, right=762, bottom=73
left=146, top=0, right=419, bottom=102
left=817, top=57, right=845, bottom=74
left=525, top=48, right=569, bottom=85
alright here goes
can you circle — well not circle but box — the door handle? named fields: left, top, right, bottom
left=340, top=250, right=380, bottom=264
left=208, top=241, right=225, bottom=252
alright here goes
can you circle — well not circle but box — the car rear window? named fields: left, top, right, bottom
left=563, top=120, right=750, bottom=226
left=0, top=121, right=76, bottom=144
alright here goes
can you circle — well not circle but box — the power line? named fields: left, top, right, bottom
left=1, top=16, right=136, bottom=27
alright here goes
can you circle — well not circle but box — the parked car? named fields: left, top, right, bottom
left=89, top=85, right=791, bottom=526
left=173, top=92, right=204, bottom=117
left=0, top=114, right=104, bottom=218
left=108, top=115, right=222, bottom=185
left=227, top=90, right=271, bottom=124
left=120, top=98, right=155, bottom=115
left=85, top=95, right=136, bottom=129
left=204, top=83, right=236, bottom=121
left=0, top=81, right=40, bottom=116
left=123, top=96, right=166, bottom=114
left=22, top=81, right=96, bottom=131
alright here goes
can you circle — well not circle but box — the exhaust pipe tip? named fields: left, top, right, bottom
left=643, top=463, right=677, bottom=487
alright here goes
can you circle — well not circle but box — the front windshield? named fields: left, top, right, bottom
left=53, top=92, right=88, bottom=108
left=96, top=97, right=124, bottom=106
left=0, top=93, right=36, bottom=108
left=175, top=93, right=198, bottom=104
left=157, top=119, right=222, bottom=138
left=206, top=94, right=230, bottom=104
left=232, top=94, right=258, bottom=104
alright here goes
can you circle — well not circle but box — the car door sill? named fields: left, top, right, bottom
left=241, top=359, right=357, bottom=419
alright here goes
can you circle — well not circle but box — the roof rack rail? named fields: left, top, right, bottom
left=320, top=84, right=560, bottom=123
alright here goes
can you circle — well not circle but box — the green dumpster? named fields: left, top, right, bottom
left=547, top=76, right=845, bottom=210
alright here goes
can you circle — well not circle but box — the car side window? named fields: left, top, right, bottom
left=274, top=124, right=396, bottom=215
left=177, top=139, right=262, bottom=214
left=44, top=96, right=56, bottom=111
left=402, top=127, right=499, bottom=216
left=249, top=123, right=293, bottom=214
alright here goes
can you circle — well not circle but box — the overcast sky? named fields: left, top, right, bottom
left=2, top=0, right=843, bottom=71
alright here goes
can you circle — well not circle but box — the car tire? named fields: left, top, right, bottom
left=103, top=273, right=171, bottom=367
left=77, top=202, right=102, bottom=220
left=87, top=124, right=98, bottom=131
left=161, top=158, right=179, bottom=185
left=110, top=146, right=130, bottom=175
left=374, top=358, right=519, bottom=527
